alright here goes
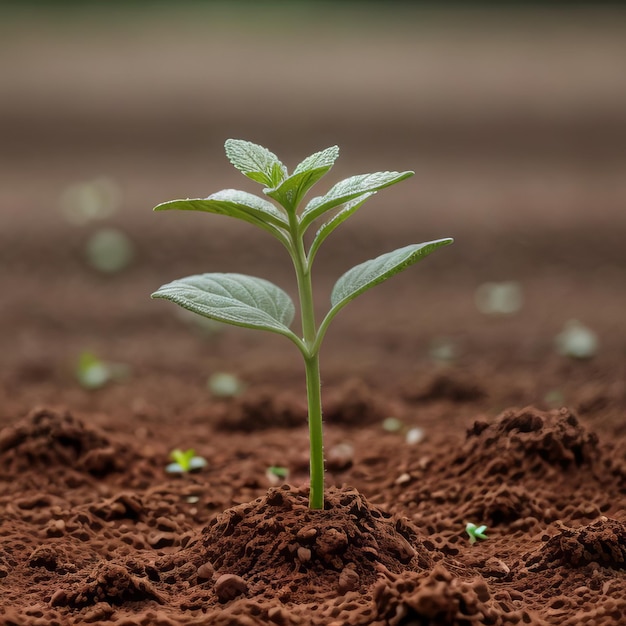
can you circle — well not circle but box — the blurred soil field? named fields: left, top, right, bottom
left=1, top=6, right=625, bottom=419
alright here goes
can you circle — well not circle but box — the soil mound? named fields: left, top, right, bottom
left=0, top=407, right=135, bottom=477
left=393, top=406, right=605, bottom=530
left=168, top=484, right=432, bottom=607
left=529, top=517, right=626, bottom=570
left=373, top=564, right=533, bottom=626
left=458, top=406, right=599, bottom=474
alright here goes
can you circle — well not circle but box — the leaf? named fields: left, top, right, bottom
left=265, top=145, right=339, bottom=212
left=152, top=273, right=296, bottom=338
left=308, top=191, right=376, bottom=262
left=300, top=170, right=413, bottom=231
left=330, top=239, right=453, bottom=310
left=154, top=189, right=287, bottom=228
left=224, top=139, right=287, bottom=188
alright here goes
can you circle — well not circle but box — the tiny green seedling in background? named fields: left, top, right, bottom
left=76, top=351, right=129, bottom=390
left=152, top=139, right=453, bottom=509
left=165, top=449, right=208, bottom=474
left=266, top=465, right=290, bottom=485
left=466, top=522, right=488, bottom=544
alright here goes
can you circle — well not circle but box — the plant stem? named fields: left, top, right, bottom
left=288, top=214, right=325, bottom=509
left=304, top=352, right=324, bottom=509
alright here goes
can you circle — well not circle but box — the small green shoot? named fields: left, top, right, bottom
left=466, top=522, right=488, bottom=545
left=152, top=139, right=453, bottom=509
left=266, top=465, right=290, bottom=485
left=76, top=351, right=129, bottom=390
left=166, top=449, right=208, bottom=474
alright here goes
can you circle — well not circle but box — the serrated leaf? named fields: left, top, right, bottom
left=265, top=145, right=340, bottom=212
left=300, top=170, right=413, bottom=231
left=330, top=239, right=453, bottom=310
left=154, top=189, right=288, bottom=238
left=152, top=273, right=296, bottom=337
left=224, top=139, right=287, bottom=188
left=308, top=192, right=376, bottom=262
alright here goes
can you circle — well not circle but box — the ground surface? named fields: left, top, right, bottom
left=1, top=6, right=626, bottom=625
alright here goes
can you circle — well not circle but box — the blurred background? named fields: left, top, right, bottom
left=1, top=2, right=625, bottom=416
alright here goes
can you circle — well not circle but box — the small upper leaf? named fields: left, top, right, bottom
left=330, top=239, right=453, bottom=309
left=152, top=273, right=296, bottom=337
left=265, top=145, right=339, bottom=212
left=225, top=139, right=287, bottom=188
left=300, top=170, right=413, bottom=231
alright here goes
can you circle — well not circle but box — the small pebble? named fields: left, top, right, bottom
left=214, top=573, right=248, bottom=602
left=405, top=427, right=425, bottom=445
left=196, top=562, right=215, bottom=580
left=338, top=566, right=360, bottom=593
left=555, top=320, right=598, bottom=359
left=395, top=472, right=412, bottom=485
left=296, top=547, right=311, bottom=563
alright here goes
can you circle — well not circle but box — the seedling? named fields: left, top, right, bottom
left=466, top=522, right=488, bottom=544
left=152, top=139, right=452, bottom=509
left=166, top=449, right=208, bottom=474
left=266, top=465, right=290, bottom=485
left=76, top=351, right=129, bottom=390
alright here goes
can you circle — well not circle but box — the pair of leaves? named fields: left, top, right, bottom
left=225, top=139, right=340, bottom=213
left=152, top=239, right=453, bottom=347
left=155, top=140, right=413, bottom=253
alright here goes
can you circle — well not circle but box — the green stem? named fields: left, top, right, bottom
left=304, top=353, right=324, bottom=509
left=288, top=214, right=325, bottom=509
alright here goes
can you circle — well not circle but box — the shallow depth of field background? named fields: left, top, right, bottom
left=1, top=3, right=625, bottom=397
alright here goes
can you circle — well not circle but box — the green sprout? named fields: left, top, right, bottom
left=152, top=139, right=452, bottom=509
left=466, top=522, right=488, bottom=544
left=165, top=449, right=208, bottom=474
left=75, top=351, right=129, bottom=390
left=266, top=465, right=290, bottom=485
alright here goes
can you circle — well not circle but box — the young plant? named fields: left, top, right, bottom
left=152, top=139, right=453, bottom=509
left=166, top=449, right=208, bottom=474
left=465, top=522, right=488, bottom=545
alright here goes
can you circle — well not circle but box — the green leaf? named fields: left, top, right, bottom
left=308, top=191, right=376, bottom=263
left=300, top=170, right=413, bottom=231
left=224, top=139, right=287, bottom=188
left=265, top=145, right=339, bottom=212
left=330, top=239, right=453, bottom=310
left=154, top=189, right=287, bottom=228
left=152, top=273, right=296, bottom=338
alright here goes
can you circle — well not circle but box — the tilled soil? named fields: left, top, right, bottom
left=2, top=396, right=626, bottom=625
left=2, top=7, right=626, bottom=625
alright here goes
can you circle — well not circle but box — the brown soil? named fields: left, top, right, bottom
left=2, top=7, right=626, bottom=625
